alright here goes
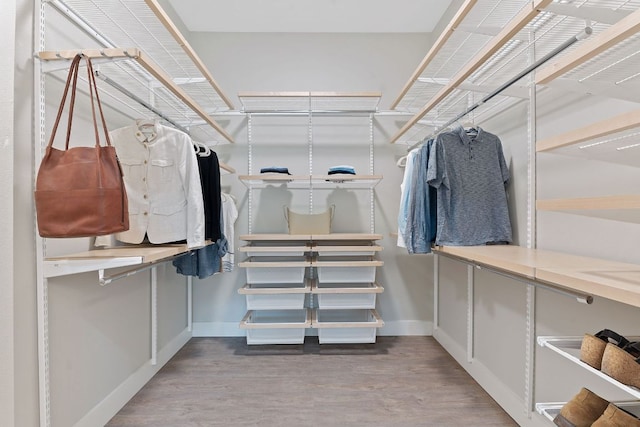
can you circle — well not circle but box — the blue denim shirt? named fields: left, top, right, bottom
left=173, top=237, right=228, bottom=279
left=405, top=140, right=437, bottom=254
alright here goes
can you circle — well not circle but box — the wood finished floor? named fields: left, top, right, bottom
left=107, top=336, right=517, bottom=427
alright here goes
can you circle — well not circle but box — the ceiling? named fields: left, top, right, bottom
left=167, top=0, right=454, bottom=33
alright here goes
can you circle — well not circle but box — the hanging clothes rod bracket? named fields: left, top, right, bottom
left=407, top=27, right=593, bottom=151
left=98, top=255, right=182, bottom=286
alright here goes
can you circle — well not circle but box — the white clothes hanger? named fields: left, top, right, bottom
left=136, top=118, right=156, bottom=129
left=193, top=141, right=211, bottom=157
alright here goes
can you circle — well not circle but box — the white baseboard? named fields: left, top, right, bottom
left=192, top=321, right=244, bottom=337
left=74, top=328, right=192, bottom=427
left=192, top=320, right=433, bottom=337
left=433, top=328, right=548, bottom=427
left=378, top=320, right=433, bottom=336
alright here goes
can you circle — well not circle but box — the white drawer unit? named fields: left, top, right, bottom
left=313, top=257, right=383, bottom=283
left=312, top=309, right=384, bottom=344
left=238, top=257, right=310, bottom=284
left=313, top=244, right=382, bottom=257
left=239, top=234, right=384, bottom=345
left=312, top=281, right=383, bottom=310
left=240, top=309, right=311, bottom=345
left=239, top=281, right=311, bottom=310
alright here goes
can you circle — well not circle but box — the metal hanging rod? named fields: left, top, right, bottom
left=406, top=27, right=593, bottom=151
left=95, top=70, right=189, bottom=134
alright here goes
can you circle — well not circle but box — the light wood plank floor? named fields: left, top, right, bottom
left=107, top=336, right=517, bottom=427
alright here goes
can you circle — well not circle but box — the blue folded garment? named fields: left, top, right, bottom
left=328, top=165, right=356, bottom=175
left=260, top=167, right=291, bottom=175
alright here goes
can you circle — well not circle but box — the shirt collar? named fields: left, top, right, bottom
left=456, top=125, right=483, bottom=144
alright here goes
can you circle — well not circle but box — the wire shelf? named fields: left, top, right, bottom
left=392, top=0, right=640, bottom=145
left=44, top=0, right=234, bottom=144
left=239, top=92, right=381, bottom=114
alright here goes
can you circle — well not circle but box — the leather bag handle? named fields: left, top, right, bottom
left=46, top=54, right=113, bottom=152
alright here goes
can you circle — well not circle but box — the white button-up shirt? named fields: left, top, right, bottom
left=96, top=120, right=205, bottom=248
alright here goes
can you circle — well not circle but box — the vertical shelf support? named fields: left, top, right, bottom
left=308, top=105, right=313, bottom=213
left=247, top=113, right=253, bottom=235
left=187, top=276, right=193, bottom=332
left=525, top=284, right=536, bottom=416
left=369, top=112, right=375, bottom=234
left=433, top=254, right=440, bottom=332
left=35, top=1, right=51, bottom=425
left=151, top=267, right=158, bottom=366
left=467, top=264, right=475, bottom=363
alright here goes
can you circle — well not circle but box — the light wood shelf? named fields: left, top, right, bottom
left=44, top=244, right=192, bottom=278
left=536, top=108, right=640, bottom=152
left=433, top=245, right=640, bottom=308
left=238, top=174, right=382, bottom=189
left=536, top=195, right=640, bottom=223
left=240, top=233, right=383, bottom=242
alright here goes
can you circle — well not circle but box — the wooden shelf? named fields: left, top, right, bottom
left=434, top=245, right=538, bottom=278
left=537, top=195, right=640, bottom=223
left=433, top=245, right=640, bottom=308
left=536, top=108, right=640, bottom=167
left=238, top=174, right=382, bottom=189
left=308, top=233, right=383, bottom=242
left=240, top=233, right=383, bottom=242
left=240, top=234, right=313, bottom=242
left=44, top=244, right=192, bottom=278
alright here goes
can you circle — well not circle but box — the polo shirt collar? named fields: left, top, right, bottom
left=456, top=125, right=483, bottom=144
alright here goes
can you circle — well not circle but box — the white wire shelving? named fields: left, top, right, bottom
left=40, top=0, right=235, bottom=145
left=390, top=0, right=640, bottom=146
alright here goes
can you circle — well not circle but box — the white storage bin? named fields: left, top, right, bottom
left=239, top=244, right=309, bottom=257
left=240, top=309, right=310, bottom=345
left=314, top=257, right=382, bottom=283
left=239, top=282, right=309, bottom=310
left=313, top=309, right=384, bottom=344
left=314, top=282, right=383, bottom=310
left=314, top=245, right=382, bottom=257
left=239, top=257, right=309, bottom=284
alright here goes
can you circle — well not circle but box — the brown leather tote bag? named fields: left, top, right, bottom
left=35, top=54, right=129, bottom=237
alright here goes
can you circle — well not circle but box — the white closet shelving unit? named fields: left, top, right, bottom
left=236, top=92, right=385, bottom=344
left=34, top=1, right=235, bottom=425
left=388, top=0, right=640, bottom=424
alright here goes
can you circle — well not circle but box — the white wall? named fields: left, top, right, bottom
left=13, top=0, right=39, bottom=424
left=1, top=1, right=16, bottom=426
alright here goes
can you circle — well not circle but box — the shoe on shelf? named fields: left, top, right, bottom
left=592, top=403, right=640, bottom=426
left=601, top=341, right=640, bottom=389
left=580, top=329, right=630, bottom=370
left=553, top=387, right=609, bottom=427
